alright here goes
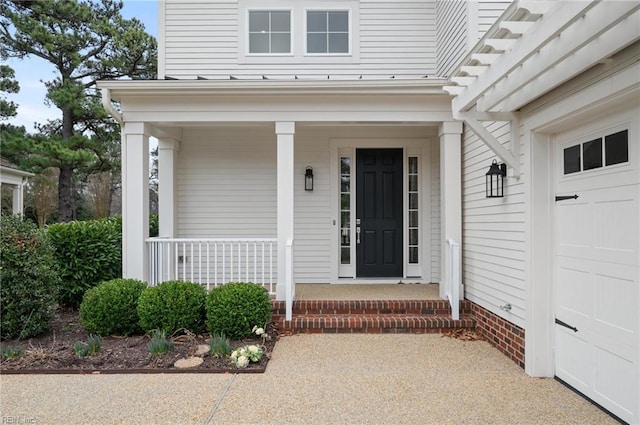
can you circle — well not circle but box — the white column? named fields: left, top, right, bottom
left=158, top=138, right=179, bottom=238
left=122, top=122, right=150, bottom=283
left=12, top=184, right=23, bottom=215
left=439, top=121, right=463, bottom=299
left=275, top=121, right=295, bottom=301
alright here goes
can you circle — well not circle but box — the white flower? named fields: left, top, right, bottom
left=236, top=355, right=249, bottom=368
left=254, top=327, right=265, bottom=336
left=248, top=345, right=260, bottom=353
left=252, top=325, right=258, bottom=333
left=230, top=350, right=239, bottom=360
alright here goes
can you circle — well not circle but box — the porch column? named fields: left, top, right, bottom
left=12, top=184, right=23, bottom=215
left=158, top=138, right=179, bottom=238
left=439, top=121, right=463, bottom=299
left=122, top=122, right=150, bottom=282
left=275, top=121, right=295, bottom=301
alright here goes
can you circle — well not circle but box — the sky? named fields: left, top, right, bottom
left=4, top=0, right=158, bottom=133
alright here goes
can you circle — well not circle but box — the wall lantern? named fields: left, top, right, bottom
left=305, top=166, right=314, bottom=191
left=485, top=160, right=506, bottom=198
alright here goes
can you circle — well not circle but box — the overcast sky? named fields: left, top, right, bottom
left=4, top=0, right=158, bottom=132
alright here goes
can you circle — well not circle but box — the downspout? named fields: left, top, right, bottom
left=101, top=88, right=123, bottom=125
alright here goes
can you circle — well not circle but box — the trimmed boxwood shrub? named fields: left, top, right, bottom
left=206, top=282, right=272, bottom=340
left=79, top=279, right=147, bottom=336
left=137, top=281, right=207, bottom=334
left=47, top=216, right=122, bottom=308
left=1, top=215, right=61, bottom=340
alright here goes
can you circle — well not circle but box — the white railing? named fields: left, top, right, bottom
left=446, top=239, right=461, bottom=320
left=147, top=237, right=277, bottom=295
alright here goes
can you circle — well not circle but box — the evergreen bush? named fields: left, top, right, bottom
left=47, top=216, right=122, bottom=308
left=206, top=282, right=272, bottom=340
left=137, top=281, right=207, bottom=334
left=79, top=278, right=147, bottom=336
left=0, top=215, right=61, bottom=340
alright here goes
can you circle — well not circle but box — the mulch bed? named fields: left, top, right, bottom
left=0, top=309, right=278, bottom=374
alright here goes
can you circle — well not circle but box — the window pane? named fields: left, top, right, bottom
left=341, top=212, right=350, bottom=228
left=341, top=194, right=350, bottom=210
left=341, top=247, right=350, bottom=264
left=563, top=145, right=581, bottom=174
left=341, top=229, right=350, bottom=245
left=409, top=211, right=418, bottom=228
left=270, top=11, right=290, bottom=31
left=409, top=247, right=419, bottom=264
left=408, top=157, right=418, bottom=174
left=328, top=11, right=348, bottom=31
left=271, top=33, right=290, bottom=53
left=605, top=130, right=629, bottom=166
left=328, top=33, right=348, bottom=53
left=341, top=176, right=350, bottom=193
left=341, top=157, right=351, bottom=174
left=583, top=138, right=602, bottom=171
left=409, top=193, right=418, bottom=209
left=307, top=11, right=327, bottom=32
left=249, top=11, right=269, bottom=32
left=249, top=33, right=269, bottom=53
left=307, top=33, right=327, bottom=53
left=409, top=175, right=418, bottom=192
left=409, top=229, right=418, bottom=245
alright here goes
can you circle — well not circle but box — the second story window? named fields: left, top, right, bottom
left=306, top=11, right=349, bottom=54
left=249, top=10, right=291, bottom=54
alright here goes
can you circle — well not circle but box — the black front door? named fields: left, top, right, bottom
left=356, top=148, right=403, bottom=277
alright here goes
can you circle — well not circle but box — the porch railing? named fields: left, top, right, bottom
left=147, top=237, right=277, bottom=295
left=446, top=239, right=461, bottom=320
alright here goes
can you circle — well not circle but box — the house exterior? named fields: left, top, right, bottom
left=98, top=1, right=639, bottom=422
left=0, top=157, right=33, bottom=215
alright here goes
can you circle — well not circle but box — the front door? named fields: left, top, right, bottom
left=356, top=148, right=403, bottom=277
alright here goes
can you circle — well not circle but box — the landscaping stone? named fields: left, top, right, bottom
left=174, top=356, right=203, bottom=369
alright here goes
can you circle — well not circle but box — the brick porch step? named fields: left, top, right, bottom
left=272, top=300, right=475, bottom=334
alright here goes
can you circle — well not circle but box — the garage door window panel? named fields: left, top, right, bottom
left=583, top=138, right=602, bottom=171
left=605, top=130, right=629, bottom=166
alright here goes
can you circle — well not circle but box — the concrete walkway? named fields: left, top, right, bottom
left=0, top=334, right=616, bottom=425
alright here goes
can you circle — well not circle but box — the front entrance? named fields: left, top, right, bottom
left=356, top=148, right=403, bottom=277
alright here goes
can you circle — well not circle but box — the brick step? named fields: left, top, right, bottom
left=272, top=299, right=472, bottom=317
left=276, top=314, right=476, bottom=334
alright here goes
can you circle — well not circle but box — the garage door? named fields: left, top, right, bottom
left=554, top=123, right=639, bottom=424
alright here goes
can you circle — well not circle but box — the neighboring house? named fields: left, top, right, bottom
left=0, top=157, right=33, bottom=215
left=98, top=1, right=639, bottom=422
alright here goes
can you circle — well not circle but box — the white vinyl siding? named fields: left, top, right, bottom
left=162, top=0, right=437, bottom=79
left=462, top=121, right=526, bottom=327
left=435, top=0, right=467, bottom=77
left=477, top=1, right=510, bottom=38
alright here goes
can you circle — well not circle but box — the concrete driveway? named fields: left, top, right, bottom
left=0, top=334, right=616, bottom=424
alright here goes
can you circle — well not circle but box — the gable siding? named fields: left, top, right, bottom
left=162, top=0, right=437, bottom=78
left=462, top=121, right=526, bottom=327
left=477, top=1, right=510, bottom=38
left=435, top=0, right=467, bottom=77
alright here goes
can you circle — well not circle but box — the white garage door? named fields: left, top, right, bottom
left=554, top=120, right=639, bottom=424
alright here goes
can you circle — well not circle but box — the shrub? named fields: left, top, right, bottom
left=148, top=329, right=174, bottom=356
left=137, top=281, right=207, bottom=334
left=79, top=278, right=147, bottom=336
left=209, top=334, right=232, bottom=358
left=206, top=282, right=272, bottom=340
left=47, top=216, right=122, bottom=308
left=0, top=215, right=61, bottom=340
left=74, top=334, right=102, bottom=358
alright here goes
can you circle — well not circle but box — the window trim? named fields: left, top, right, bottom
left=304, top=8, right=352, bottom=56
left=244, top=7, right=294, bottom=57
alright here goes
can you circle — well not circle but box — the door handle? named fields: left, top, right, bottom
left=356, top=227, right=361, bottom=244
left=555, top=318, right=578, bottom=332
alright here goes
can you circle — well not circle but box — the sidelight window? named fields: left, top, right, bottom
left=340, top=156, right=351, bottom=264
left=408, top=157, right=419, bottom=264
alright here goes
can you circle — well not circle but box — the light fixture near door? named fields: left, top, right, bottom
left=486, top=159, right=506, bottom=198
left=305, top=166, right=314, bottom=191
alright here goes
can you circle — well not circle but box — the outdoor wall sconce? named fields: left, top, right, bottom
left=305, top=167, right=314, bottom=191
left=485, top=159, right=507, bottom=198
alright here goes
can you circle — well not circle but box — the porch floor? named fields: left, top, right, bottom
left=294, top=283, right=441, bottom=300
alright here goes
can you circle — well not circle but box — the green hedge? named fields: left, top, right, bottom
left=47, top=216, right=122, bottom=308
left=0, top=215, right=61, bottom=340
left=206, top=282, right=272, bottom=340
left=79, top=278, right=147, bottom=336
left=137, top=281, right=207, bottom=334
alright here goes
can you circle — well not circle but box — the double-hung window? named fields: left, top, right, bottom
left=248, top=10, right=291, bottom=54
left=306, top=10, right=350, bottom=54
